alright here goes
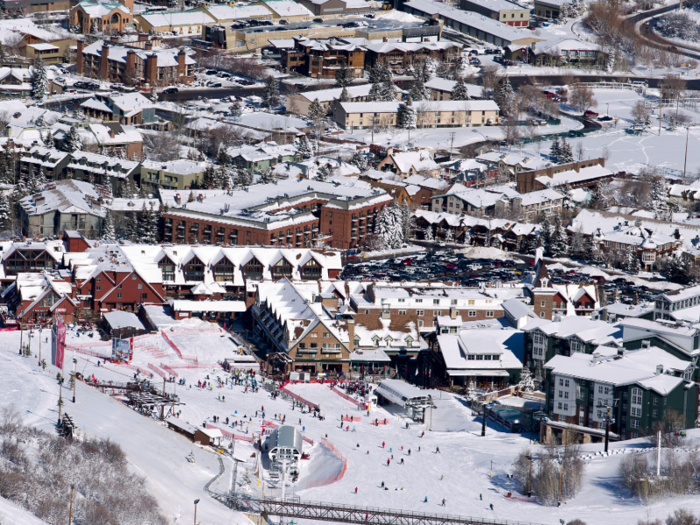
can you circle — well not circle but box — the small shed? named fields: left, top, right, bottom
left=267, top=425, right=303, bottom=479
left=103, top=311, right=147, bottom=339
left=166, top=417, right=213, bottom=445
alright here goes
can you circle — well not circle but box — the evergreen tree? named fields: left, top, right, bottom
left=339, top=87, right=350, bottom=102
left=316, top=165, right=330, bottom=182
left=379, top=74, right=395, bottom=102
left=368, top=62, right=390, bottom=84
left=375, top=201, right=405, bottom=249
left=230, top=100, right=243, bottom=121
left=540, top=213, right=552, bottom=255
left=262, top=76, right=281, bottom=109
left=201, top=164, right=216, bottom=189
left=409, top=75, right=428, bottom=102
left=423, top=225, right=434, bottom=241
left=28, top=169, right=45, bottom=194
left=452, top=76, right=470, bottom=101
left=149, top=88, right=159, bottom=104
left=549, top=136, right=561, bottom=161
left=308, top=98, right=326, bottom=125
left=518, top=367, right=535, bottom=392
left=298, top=135, right=314, bottom=158
left=559, top=138, right=574, bottom=163
left=350, top=150, right=368, bottom=171
left=0, top=192, right=11, bottom=232
left=463, top=228, right=471, bottom=246
left=126, top=211, right=138, bottom=242
left=495, top=76, right=516, bottom=117
left=397, top=96, right=417, bottom=137
left=626, top=246, right=640, bottom=274
left=102, top=209, right=116, bottom=241
left=0, top=147, right=12, bottom=184
left=31, top=56, right=48, bottom=99
left=583, top=235, right=600, bottom=263
left=63, top=126, right=82, bottom=153
left=43, top=130, right=55, bottom=149
left=421, top=58, right=436, bottom=82
left=90, top=20, right=98, bottom=34
left=549, top=215, right=568, bottom=257
left=334, top=63, right=353, bottom=88
left=650, top=176, right=669, bottom=217
left=368, top=82, right=383, bottom=102
left=526, top=234, right=539, bottom=255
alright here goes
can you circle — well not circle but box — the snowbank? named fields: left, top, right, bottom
left=459, top=246, right=524, bottom=263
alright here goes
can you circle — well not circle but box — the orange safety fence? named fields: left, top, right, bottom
left=372, top=418, right=390, bottom=426
left=342, top=415, right=362, bottom=422
left=305, top=438, right=346, bottom=489
left=66, top=346, right=111, bottom=359
left=148, top=363, right=166, bottom=378
left=160, top=363, right=179, bottom=377
left=167, top=363, right=219, bottom=369
left=280, top=386, right=320, bottom=411
left=332, top=387, right=364, bottom=407
left=160, top=331, right=184, bottom=359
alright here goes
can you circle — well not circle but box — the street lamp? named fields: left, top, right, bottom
left=684, top=125, right=694, bottom=178
left=68, top=483, right=75, bottom=525
left=193, top=499, right=200, bottom=525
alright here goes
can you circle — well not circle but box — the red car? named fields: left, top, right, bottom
left=584, top=110, right=599, bottom=117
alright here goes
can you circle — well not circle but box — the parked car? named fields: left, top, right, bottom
left=584, top=109, right=599, bottom=117
left=313, top=17, right=323, bottom=22
left=163, top=87, right=179, bottom=94
left=597, top=115, right=613, bottom=122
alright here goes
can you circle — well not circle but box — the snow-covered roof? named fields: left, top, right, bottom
left=364, top=40, right=462, bottom=54
left=424, top=77, right=483, bottom=99
left=375, top=379, right=431, bottom=406
left=536, top=37, right=603, bottom=55
left=296, top=83, right=398, bottom=104
left=138, top=10, right=216, bottom=27
left=389, top=149, right=439, bottom=174
left=404, top=0, right=535, bottom=43
left=141, top=159, right=207, bottom=175
left=339, top=99, right=499, bottom=114
left=545, top=346, right=690, bottom=394
left=80, top=97, right=113, bottom=113
left=202, top=4, right=272, bottom=20
left=103, top=310, right=146, bottom=330
left=463, top=0, right=528, bottom=13
left=477, top=151, right=552, bottom=170
left=535, top=165, right=612, bottom=188
left=437, top=328, right=523, bottom=373
left=82, top=40, right=196, bottom=67
left=74, top=0, right=131, bottom=17
left=258, top=0, right=312, bottom=17
left=170, top=299, right=247, bottom=313
left=19, top=179, right=106, bottom=218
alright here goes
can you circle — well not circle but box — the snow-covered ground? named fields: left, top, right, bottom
left=4, top=320, right=700, bottom=525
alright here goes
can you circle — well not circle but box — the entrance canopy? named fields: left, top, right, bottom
left=375, top=379, right=432, bottom=409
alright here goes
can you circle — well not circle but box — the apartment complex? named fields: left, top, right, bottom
left=364, top=41, right=462, bottom=74
left=279, top=37, right=365, bottom=79
left=76, top=40, right=195, bottom=87
left=333, top=100, right=499, bottom=130
left=460, top=0, right=530, bottom=26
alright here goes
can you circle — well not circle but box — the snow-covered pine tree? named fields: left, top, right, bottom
left=375, top=201, right=404, bottom=249
left=583, top=235, right=600, bottom=263
left=379, top=75, right=396, bottom=102
left=540, top=213, right=552, bottom=255
left=90, top=20, right=98, bottom=34
left=31, top=56, right=48, bottom=99
left=334, top=63, right=353, bottom=89
left=518, top=367, right=535, bottom=392
left=626, top=246, right=640, bottom=274
left=102, top=209, right=116, bottom=241
left=409, top=75, right=428, bottom=101
left=463, top=228, right=471, bottom=246
left=0, top=192, right=11, bottom=232
left=400, top=202, right=414, bottom=240
left=397, top=96, right=417, bottom=136
left=452, top=76, right=470, bottom=101
left=149, top=88, right=159, bottom=104
left=63, top=126, right=82, bottom=153
left=28, top=169, right=45, bottom=194
left=445, top=228, right=454, bottom=243
left=421, top=58, right=436, bottom=82
left=126, top=211, right=138, bottom=242
left=340, top=87, right=350, bottom=102
left=423, top=225, right=434, bottom=241
left=316, top=165, right=330, bottom=182
left=308, top=98, right=326, bottom=125
left=43, top=130, right=55, bottom=149
left=230, top=100, right=243, bottom=121
left=650, top=176, right=669, bottom=217
left=262, top=76, right=281, bottom=109
left=298, top=135, right=314, bottom=158
left=549, top=215, right=568, bottom=257
left=549, top=136, right=561, bottom=161
left=368, top=82, right=382, bottom=102
left=526, top=234, right=539, bottom=255
left=350, top=150, right=369, bottom=171
left=559, top=138, right=574, bottom=163
left=0, top=147, right=12, bottom=184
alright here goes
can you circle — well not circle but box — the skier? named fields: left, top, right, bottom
left=435, top=447, right=440, bottom=453
left=490, top=504, right=494, bottom=511
left=387, top=459, right=390, bottom=466
left=400, top=458, right=404, bottom=464
left=382, top=441, right=385, bottom=448
left=480, top=494, right=482, bottom=501
left=408, top=449, right=411, bottom=455
left=381, top=482, right=385, bottom=488
left=355, top=487, right=358, bottom=494
left=442, top=499, right=446, bottom=507
left=424, top=497, right=428, bottom=503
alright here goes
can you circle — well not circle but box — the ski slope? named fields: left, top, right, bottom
left=3, top=325, right=700, bottom=525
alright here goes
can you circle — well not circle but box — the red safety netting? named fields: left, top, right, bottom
left=332, top=387, right=363, bottom=408
left=148, top=363, right=166, bottom=378
left=341, top=415, right=362, bottom=422
left=304, top=438, right=346, bottom=489
left=66, top=346, right=111, bottom=360
left=280, top=386, right=320, bottom=411
left=206, top=423, right=253, bottom=442
left=160, top=363, right=179, bottom=377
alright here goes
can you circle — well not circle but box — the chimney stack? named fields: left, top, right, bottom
left=76, top=39, right=85, bottom=76
left=99, top=43, right=110, bottom=81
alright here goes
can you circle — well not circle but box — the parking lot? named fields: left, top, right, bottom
left=341, top=250, right=673, bottom=305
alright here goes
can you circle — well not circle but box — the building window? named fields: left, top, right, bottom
left=117, top=293, right=122, bottom=299
left=398, top=310, right=406, bottom=315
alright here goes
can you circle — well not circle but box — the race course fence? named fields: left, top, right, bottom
left=304, top=438, right=346, bottom=489
left=332, top=387, right=363, bottom=408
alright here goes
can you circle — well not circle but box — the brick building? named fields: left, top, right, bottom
left=514, top=159, right=609, bottom=193
left=76, top=39, right=195, bottom=87
left=70, top=0, right=133, bottom=35
left=280, top=37, right=365, bottom=79
left=159, top=179, right=393, bottom=250
left=2, top=271, right=77, bottom=325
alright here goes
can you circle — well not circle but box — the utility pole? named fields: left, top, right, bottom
left=481, top=404, right=487, bottom=437
left=57, top=377, right=64, bottom=426
left=558, top=456, right=563, bottom=506
left=18, top=313, right=23, bottom=355
left=72, top=358, right=77, bottom=403
left=527, top=455, right=533, bottom=498
left=38, top=327, right=42, bottom=366
left=429, top=396, right=433, bottom=431
left=193, top=499, right=199, bottom=525
left=657, top=430, right=662, bottom=477
left=449, top=131, right=456, bottom=160
left=659, top=101, right=662, bottom=136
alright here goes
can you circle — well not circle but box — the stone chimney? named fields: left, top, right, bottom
left=138, top=33, right=149, bottom=42
left=99, top=43, right=110, bottom=80
left=144, top=41, right=153, bottom=50
left=125, top=49, right=136, bottom=82
left=347, top=317, right=355, bottom=354
left=110, top=35, right=119, bottom=43
left=145, top=53, right=158, bottom=86
left=177, top=48, right=186, bottom=80
left=76, top=39, right=85, bottom=76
